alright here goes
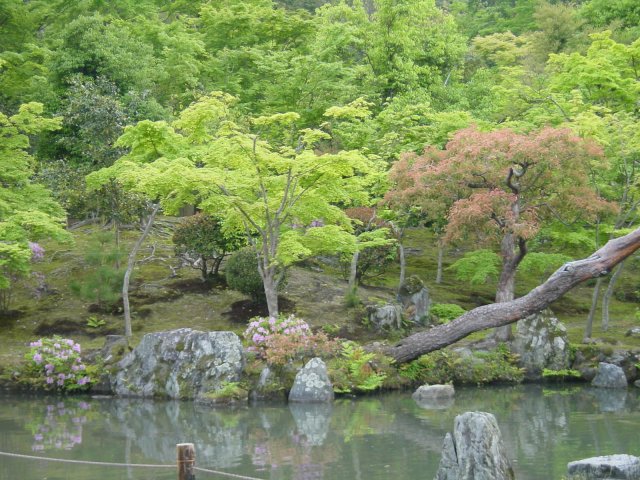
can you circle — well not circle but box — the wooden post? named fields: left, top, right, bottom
left=177, top=443, right=196, bottom=480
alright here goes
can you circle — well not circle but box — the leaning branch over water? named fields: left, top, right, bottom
left=388, top=227, right=640, bottom=364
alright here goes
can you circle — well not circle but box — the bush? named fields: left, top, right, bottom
left=70, top=231, right=123, bottom=308
left=399, top=344, right=524, bottom=385
left=225, top=248, right=267, bottom=301
left=244, top=314, right=336, bottom=367
left=21, top=336, right=93, bottom=392
left=173, top=213, right=244, bottom=280
left=430, top=303, right=466, bottom=324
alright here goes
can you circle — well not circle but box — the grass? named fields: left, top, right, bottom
left=1, top=221, right=639, bottom=370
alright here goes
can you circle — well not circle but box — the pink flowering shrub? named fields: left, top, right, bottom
left=244, top=315, right=337, bottom=367
left=22, top=336, right=92, bottom=392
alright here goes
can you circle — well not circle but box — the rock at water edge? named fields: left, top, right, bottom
left=288, top=357, right=334, bottom=403
left=113, top=328, right=244, bottom=399
left=510, top=310, right=570, bottom=380
left=592, top=362, right=628, bottom=389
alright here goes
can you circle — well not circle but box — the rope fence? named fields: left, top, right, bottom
left=0, top=445, right=264, bottom=480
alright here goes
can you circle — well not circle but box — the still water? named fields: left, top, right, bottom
left=0, top=385, right=638, bottom=480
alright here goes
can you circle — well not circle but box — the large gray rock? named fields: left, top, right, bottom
left=435, top=411, right=514, bottom=480
left=367, top=303, right=402, bottom=331
left=288, top=357, right=334, bottom=403
left=592, top=362, right=628, bottom=389
left=398, top=275, right=430, bottom=325
left=113, top=328, right=244, bottom=399
left=568, top=454, right=640, bottom=479
left=510, top=309, right=570, bottom=380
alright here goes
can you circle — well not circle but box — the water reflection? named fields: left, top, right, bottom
left=0, top=385, right=639, bottom=480
left=28, top=399, right=90, bottom=452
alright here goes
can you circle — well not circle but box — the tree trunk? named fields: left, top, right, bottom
left=122, top=204, right=159, bottom=338
left=348, top=249, right=359, bottom=292
left=212, top=255, right=224, bottom=276
left=387, top=226, right=640, bottom=364
left=436, top=239, right=444, bottom=284
left=397, top=242, right=406, bottom=293
left=262, top=266, right=279, bottom=318
left=602, top=260, right=625, bottom=332
left=200, top=256, right=208, bottom=281
left=493, top=232, right=520, bottom=342
left=114, top=222, right=121, bottom=270
left=584, top=277, right=602, bottom=342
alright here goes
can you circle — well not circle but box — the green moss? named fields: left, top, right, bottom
left=201, top=382, right=247, bottom=402
left=175, top=341, right=185, bottom=352
left=542, top=369, right=583, bottom=381
left=399, top=344, right=524, bottom=386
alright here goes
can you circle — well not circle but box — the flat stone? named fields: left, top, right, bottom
left=568, top=454, right=640, bottom=479
left=592, top=362, right=628, bottom=389
left=413, top=384, right=455, bottom=399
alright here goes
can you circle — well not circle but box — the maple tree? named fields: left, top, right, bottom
left=388, top=126, right=613, bottom=340
left=88, top=92, right=384, bottom=317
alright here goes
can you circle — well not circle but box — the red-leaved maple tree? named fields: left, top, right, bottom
left=387, top=126, right=613, bottom=340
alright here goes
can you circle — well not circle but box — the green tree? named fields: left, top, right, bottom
left=88, top=92, right=384, bottom=317
left=0, top=103, right=70, bottom=313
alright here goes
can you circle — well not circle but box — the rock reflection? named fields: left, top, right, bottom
left=588, top=388, right=628, bottom=413
left=289, top=403, right=332, bottom=446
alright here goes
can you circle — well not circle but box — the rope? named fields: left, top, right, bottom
left=194, top=466, right=264, bottom=480
left=0, top=451, right=173, bottom=469
left=0, top=450, right=265, bottom=480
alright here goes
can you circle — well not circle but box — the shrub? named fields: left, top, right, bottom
left=173, top=214, right=244, bottom=280
left=21, top=336, right=92, bottom=392
left=430, top=303, right=466, bottom=324
left=244, top=314, right=336, bottom=367
left=330, top=341, right=387, bottom=394
left=225, top=248, right=267, bottom=301
left=399, top=344, right=523, bottom=385
left=70, top=231, right=123, bottom=308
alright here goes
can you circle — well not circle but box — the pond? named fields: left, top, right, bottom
left=1, top=385, right=638, bottom=480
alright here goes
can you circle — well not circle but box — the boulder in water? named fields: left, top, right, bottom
left=435, top=411, right=514, bottom=480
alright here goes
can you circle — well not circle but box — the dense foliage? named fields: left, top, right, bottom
left=1, top=0, right=638, bottom=348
